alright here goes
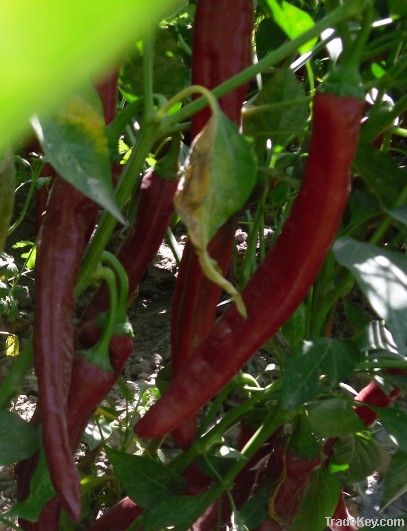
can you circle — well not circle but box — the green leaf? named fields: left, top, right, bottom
left=306, top=399, right=364, bottom=438
left=289, top=413, right=321, bottom=459
left=281, top=303, right=307, bottom=353
left=10, top=449, right=55, bottom=521
left=143, top=492, right=211, bottom=531
left=32, top=85, right=124, bottom=223
left=386, top=205, right=407, bottom=226
left=265, top=0, right=317, bottom=53
left=281, top=339, right=360, bottom=409
left=376, top=407, right=407, bottom=452
left=382, top=450, right=407, bottom=509
left=290, top=465, right=340, bottom=531
left=107, top=448, right=186, bottom=509
left=120, top=27, right=187, bottom=101
left=333, top=237, right=407, bottom=355
left=332, top=432, right=386, bottom=482
left=175, top=109, right=257, bottom=315
left=0, top=1, right=182, bottom=152
left=0, top=410, right=39, bottom=464
left=354, top=144, right=407, bottom=210
left=0, top=153, right=15, bottom=252
left=243, top=68, right=308, bottom=148
left=239, top=485, right=270, bottom=529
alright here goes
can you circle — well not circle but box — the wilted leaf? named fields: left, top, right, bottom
left=175, top=109, right=257, bottom=315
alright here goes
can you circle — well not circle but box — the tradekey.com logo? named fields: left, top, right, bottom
left=325, top=517, right=405, bottom=528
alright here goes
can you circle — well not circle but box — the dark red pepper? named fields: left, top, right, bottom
left=135, top=92, right=365, bottom=439
left=34, top=176, right=98, bottom=519
left=171, top=0, right=253, bottom=448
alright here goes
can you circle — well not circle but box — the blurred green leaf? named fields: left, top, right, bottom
left=333, top=237, right=407, bottom=355
left=264, top=0, right=317, bottom=53
left=0, top=1, right=182, bottom=152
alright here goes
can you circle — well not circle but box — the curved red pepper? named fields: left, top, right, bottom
left=28, top=73, right=118, bottom=523
left=171, top=0, right=253, bottom=448
left=34, top=176, right=98, bottom=519
left=135, top=92, right=365, bottom=439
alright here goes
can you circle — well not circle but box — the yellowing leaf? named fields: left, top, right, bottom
left=5, top=334, right=19, bottom=357
left=175, top=110, right=257, bottom=316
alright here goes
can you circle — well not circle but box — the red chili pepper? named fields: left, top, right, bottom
left=68, top=321, right=134, bottom=449
left=87, top=497, right=142, bottom=531
left=171, top=0, right=253, bottom=448
left=17, top=74, right=120, bottom=526
left=135, top=92, right=365, bottom=439
left=328, top=491, right=358, bottom=531
left=354, top=377, right=401, bottom=426
left=34, top=176, right=98, bottom=519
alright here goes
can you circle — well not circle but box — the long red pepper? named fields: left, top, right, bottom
left=135, top=92, right=365, bottom=439
left=34, top=176, right=98, bottom=519
left=171, top=0, right=253, bottom=448
left=19, top=73, right=119, bottom=527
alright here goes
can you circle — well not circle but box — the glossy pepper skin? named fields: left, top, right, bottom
left=34, top=176, right=98, bottom=519
left=171, top=0, right=253, bottom=448
left=81, top=168, right=178, bottom=323
left=136, top=93, right=365, bottom=439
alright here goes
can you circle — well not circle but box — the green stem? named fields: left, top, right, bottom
left=79, top=267, right=117, bottom=372
left=156, top=85, right=218, bottom=122
left=100, top=251, right=129, bottom=320
left=171, top=381, right=281, bottom=475
left=181, top=406, right=292, bottom=530
left=75, top=121, right=158, bottom=296
left=161, top=0, right=368, bottom=131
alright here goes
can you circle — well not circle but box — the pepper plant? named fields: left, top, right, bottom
left=0, top=0, right=406, bottom=530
